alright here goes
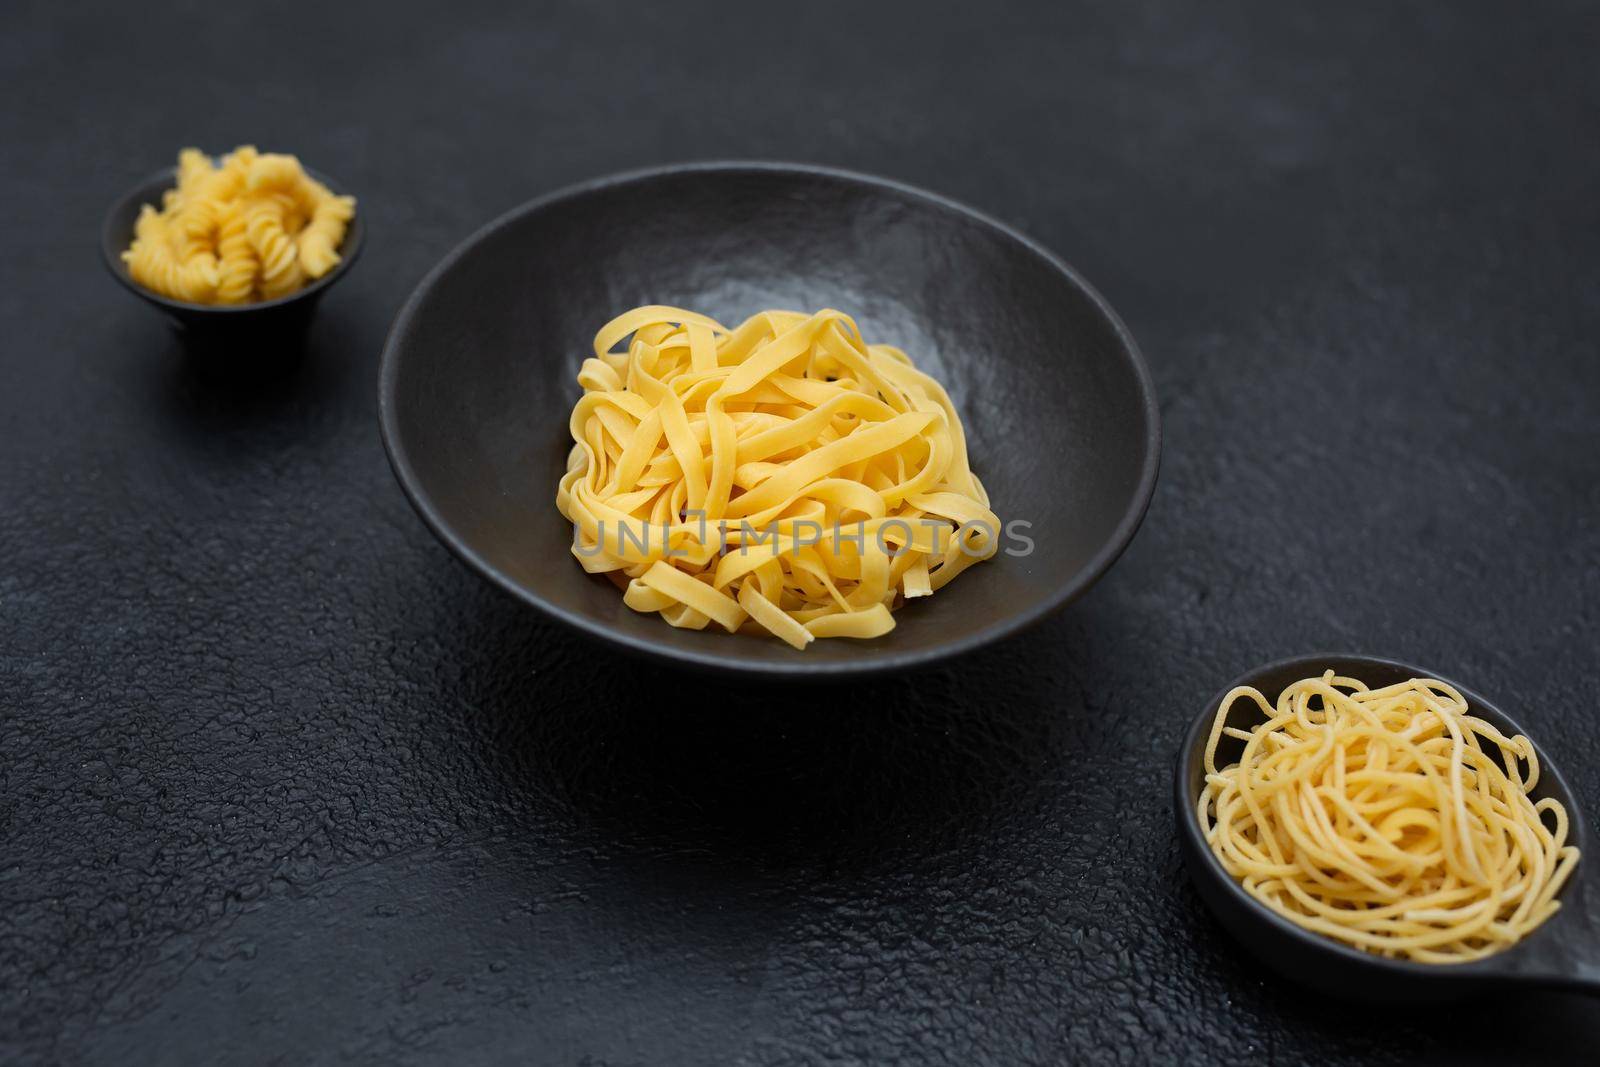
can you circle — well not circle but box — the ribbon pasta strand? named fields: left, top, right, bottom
left=556, top=307, right=1000, bottom=649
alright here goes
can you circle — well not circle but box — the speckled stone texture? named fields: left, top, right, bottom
left=3, top=1, right=1598, bottom=1064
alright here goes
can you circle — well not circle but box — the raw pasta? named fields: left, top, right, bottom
left=121, top=146, right=356, bottom=304
left=556, top=306, right=1001, bottom=649
left=1199, top=672, right=1580, bottom=962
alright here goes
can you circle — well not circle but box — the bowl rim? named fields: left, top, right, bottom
left=377, top=160, right=1162, bottom=677
left=100, top=161, right=364, bottom=314
left=1173, top=651, right=1593, bottom=984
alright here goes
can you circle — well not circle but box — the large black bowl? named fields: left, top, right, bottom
left=379, top=163, right=1159, bottom=676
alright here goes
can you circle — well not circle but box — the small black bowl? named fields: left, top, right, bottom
left=1176, top=653, right=1600, bottom=1000
left=101, top=163, right=364, bottom=348
left=380, top=162, right=1160, bottom=677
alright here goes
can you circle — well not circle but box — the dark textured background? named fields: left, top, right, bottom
left=3, top=1, right=1598, bottom=1063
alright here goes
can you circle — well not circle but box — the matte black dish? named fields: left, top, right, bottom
left=1176, top=653, right=1600, bottom=999
left=379, top=163, right=1159, bottom=676
left=101, top=164, right=364, bottom=344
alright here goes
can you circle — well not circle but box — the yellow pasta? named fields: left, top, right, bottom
left=297, top=193, right=357, bottom=278
left=121, top=146, right=356, bottom=305
left=1199, top=672, right=1580, bottom=962
left=215, top=209, right=257, bottom=304
left=556, top=306, right=1000, bottom=649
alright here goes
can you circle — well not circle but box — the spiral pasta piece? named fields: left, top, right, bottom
left=246, top=153, right=304, bottom=192
left=297, top=194, right=356, bottom=278
left=122, top=237, right=186, bottom=300
left=176, top=148, right=213, bottom=193
left=214, top=207, right=257, bottom=305
left=121, top=146, right=356, bottom=305
left=556, top=307, right=1000, bottom=649
left=245, top=199, right=298, bottom=281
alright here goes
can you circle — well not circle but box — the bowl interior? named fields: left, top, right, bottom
left=102, top=164, right=364, bottom=315
left=382, top=165, right=1158, bottom=673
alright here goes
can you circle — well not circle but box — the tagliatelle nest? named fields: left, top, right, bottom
left=556, top=306, right=1000, bottom=649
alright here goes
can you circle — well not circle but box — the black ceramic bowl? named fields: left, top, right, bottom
left=101, top=164, right=363, bottom=344
left=1177, top=654, right=1599, bottom=999
left=380, top=163, right=1160, bottom=676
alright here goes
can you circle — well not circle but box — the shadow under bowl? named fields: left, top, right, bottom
left=379, top=162, right=1160, bottom=677
left=101, top=164, right=364, bottom=352
left=1175, top=653, right=1597, bottom=1000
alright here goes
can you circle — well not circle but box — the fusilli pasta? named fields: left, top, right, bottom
left=122, top=146, right=356, bottom=305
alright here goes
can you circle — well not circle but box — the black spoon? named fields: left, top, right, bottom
left=1175, top=653, right=1600, bottom=1000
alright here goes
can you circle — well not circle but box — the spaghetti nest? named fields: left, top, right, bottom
left=556, top=306, right=1000, bottom=649
left=1200, top=672, right=1580, bottom=962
